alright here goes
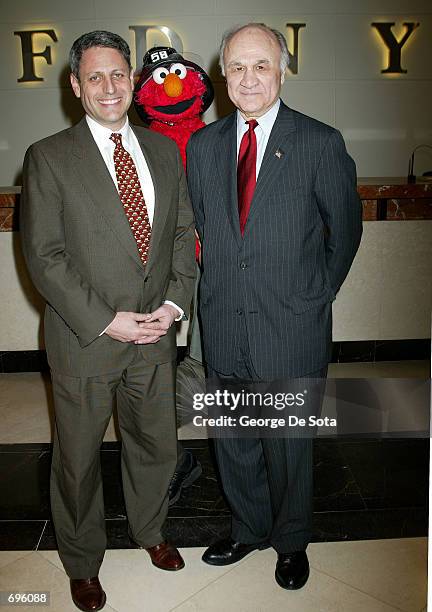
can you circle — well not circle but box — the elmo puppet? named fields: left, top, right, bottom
left=134, top=47, right=213, bottom=505
left=134, top=46, right=214, bottom=167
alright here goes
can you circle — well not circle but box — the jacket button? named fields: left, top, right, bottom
left=240, top=262, right=247, bottom=269
left=236, top=309, right=243, bottom=316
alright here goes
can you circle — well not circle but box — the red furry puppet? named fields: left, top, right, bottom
left=134, top=47, right=213, bottom=502
left=134, top=46, right=214, bottom=168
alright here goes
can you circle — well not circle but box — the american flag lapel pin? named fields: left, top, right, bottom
left=275, top=148, right=284, bottom=159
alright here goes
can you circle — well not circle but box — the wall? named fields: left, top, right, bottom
left=0, top=0, right=431, bottom=349
left=1, top=221, right=431, bottom=350
left=1, top=0, right=432, bottom=182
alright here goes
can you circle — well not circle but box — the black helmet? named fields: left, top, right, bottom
left=134, top=46, right=214, bottom=121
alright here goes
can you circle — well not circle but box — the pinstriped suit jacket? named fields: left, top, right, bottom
left=187, top=101, right=362, bottom=379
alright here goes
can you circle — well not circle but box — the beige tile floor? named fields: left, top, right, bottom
left=0, top=362, right=429, bottom=611
left=0, top=539, right=427, bottom=612
left=0, top=361, right=429, bottom=444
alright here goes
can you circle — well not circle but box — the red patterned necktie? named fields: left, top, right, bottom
left=110, top=132, right=151, bottom=266
left=237, top=119, right=258, bottom=235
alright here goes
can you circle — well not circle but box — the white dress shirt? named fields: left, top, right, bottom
left=236, top=98, right=280, bottom=176
left=86, top=115, right=156, bottom=224
left=86, top=116, right=183, bottom=329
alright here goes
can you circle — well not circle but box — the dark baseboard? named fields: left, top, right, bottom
left=0, top=350, right=49, bottom=373
left=331, top=339, right=430, bottom=363
left=0, top=339, right=429, bottom=373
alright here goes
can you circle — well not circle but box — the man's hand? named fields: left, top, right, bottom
left=135, top=304, right=180, bottom=345
left=104, top=311, right=156, bottom=343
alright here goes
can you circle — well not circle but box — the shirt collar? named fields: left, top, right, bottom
left=86, top=115, right=132, bottom=148
left=236, top=98, right=281, bottom=137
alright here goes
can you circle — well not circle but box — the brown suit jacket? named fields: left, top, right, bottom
left=21, top=117, right=195, bottom=377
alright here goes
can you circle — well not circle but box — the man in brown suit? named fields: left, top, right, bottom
left=20, top=31, right=195, bottom=612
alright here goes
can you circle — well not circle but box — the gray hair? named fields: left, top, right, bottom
left=70, top=30, right=131, bottom=78
left=219, top=23, right=289, bottom=76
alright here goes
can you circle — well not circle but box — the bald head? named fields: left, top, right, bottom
left=219, top=23, right=289, bottom=76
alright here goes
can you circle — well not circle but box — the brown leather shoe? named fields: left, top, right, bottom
left=145, top=541, right=185, bottom=571
left=70, top=577, right=106, bottom=611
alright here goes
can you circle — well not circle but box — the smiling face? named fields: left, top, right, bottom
left=135, top=67, right=206, bottom=123
left=223, top=26, right=284, bottom=119
left=70, top=46, right=134, bottom=130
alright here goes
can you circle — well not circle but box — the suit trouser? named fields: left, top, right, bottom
left=208, top=322, right=326, bottom=553
left=50, top=355, right=177, bottom=579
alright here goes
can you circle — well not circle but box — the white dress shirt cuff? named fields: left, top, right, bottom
left=164, top=300, right=185, bottom=321
left=99, top=317, right=115, bottom=336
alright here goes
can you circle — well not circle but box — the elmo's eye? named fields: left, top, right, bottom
left=153, top=67, right=169, bottom=84
left=169, top=63, right=187, bottom=79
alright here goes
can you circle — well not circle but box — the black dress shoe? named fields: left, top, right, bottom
left=168, top=450, right=202, bottom=506
left=202, top=537, right=267, bottom=566
left=275, top=551, right=310, bottom=590
left=70, top=577, right=106, bottom=611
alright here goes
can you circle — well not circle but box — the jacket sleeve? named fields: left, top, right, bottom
left=20, top=144, right=116, bottom=347
left=186, top=135, right=204, bottom=241
left=314, top=129, right=363, bottom=294
left=163, top=146, right=196, bottom=317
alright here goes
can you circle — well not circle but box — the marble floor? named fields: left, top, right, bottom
left=0, top=361, right=429, bottom=611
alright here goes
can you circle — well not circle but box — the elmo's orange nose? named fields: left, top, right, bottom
left=163, top=73, right=183, bottom=97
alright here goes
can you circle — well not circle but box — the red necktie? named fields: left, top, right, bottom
left=110, top=132, right=151, bottom=266
left=237, top=119, right=258, bottom=235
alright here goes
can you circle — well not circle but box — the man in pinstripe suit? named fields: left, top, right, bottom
left=187, top=23, right=362, bottom=590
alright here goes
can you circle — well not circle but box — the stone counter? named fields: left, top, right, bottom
left=2, top=180, right=431, bottom=231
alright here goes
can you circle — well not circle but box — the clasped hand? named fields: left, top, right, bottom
left=105, top=305, right=179, bottom=344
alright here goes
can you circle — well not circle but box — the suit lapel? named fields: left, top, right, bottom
left=130, top=125, right=170, bottom=273
left=72, top=118, right=169, bottom=273
left=214, top=113, right=243, bottom=248
left=72, top=118, right=144, bottom=269
left=243, top=102, right=297, bottom=237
